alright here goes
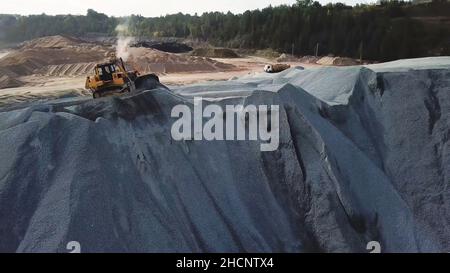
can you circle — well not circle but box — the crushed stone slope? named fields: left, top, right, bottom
left=0, top=57, right=448, bottom=252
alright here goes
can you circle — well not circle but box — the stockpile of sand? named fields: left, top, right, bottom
left=0, top=67, right=22, bottom=89
left=132, top=41, right=193, bottom=53
left=191, top=47, right=239, bottom=58
left=39, top=63, right=99, bottom=77
left=0, top=36, right=110, bottom=80
left=317, top=56, right=362, bottom=66
left=1, top=49, right=108, bottom=75
left=276, top=53, right=299, bottom=62
left=126, top=47, right=235, bottom=74
left=292, top=55, right=365, bottom=66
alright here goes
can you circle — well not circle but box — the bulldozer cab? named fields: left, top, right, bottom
left=96, top=63, right=117, bottom=82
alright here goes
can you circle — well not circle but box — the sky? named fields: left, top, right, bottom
left=0, top=0, right=374, bottom=17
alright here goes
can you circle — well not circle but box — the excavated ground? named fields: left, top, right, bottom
left=0, top=36, right=235, bottom=89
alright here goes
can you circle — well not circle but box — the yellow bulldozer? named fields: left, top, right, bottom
left=85, top=57, right=160, bottom=98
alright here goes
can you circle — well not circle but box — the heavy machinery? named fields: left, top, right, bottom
left=264, top=63, right=291, bottom=73
left=85, top=57, right=160, bottom=98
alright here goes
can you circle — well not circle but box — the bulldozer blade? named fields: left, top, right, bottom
left=134, top=74, right=160, bottom=91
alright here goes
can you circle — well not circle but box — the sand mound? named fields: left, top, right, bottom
left=191, top=47, right=240, bottom=58
left=132, top=41, right=193, bottom=53
left=0, top=66, right=22, bottom=89
left=317, top=56, right=361, bottom=66
left=126, top=47, right=235, bottom=74
left=0, top=50, right=10, bottom=59
left=254, top=49, right=282, bottom=58
left=0, top=74, right=23, bottom=89
left=38, top=63, right=98, bottom=77
left=276, top=53, right=299, bottom=62
left=298, top=55, right=320, bottom=64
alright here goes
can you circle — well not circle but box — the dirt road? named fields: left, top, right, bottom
left=0, top=51, right=10, bottom=59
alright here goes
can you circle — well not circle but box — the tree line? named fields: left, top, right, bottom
left=0, top=0, right=449, bottom=61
